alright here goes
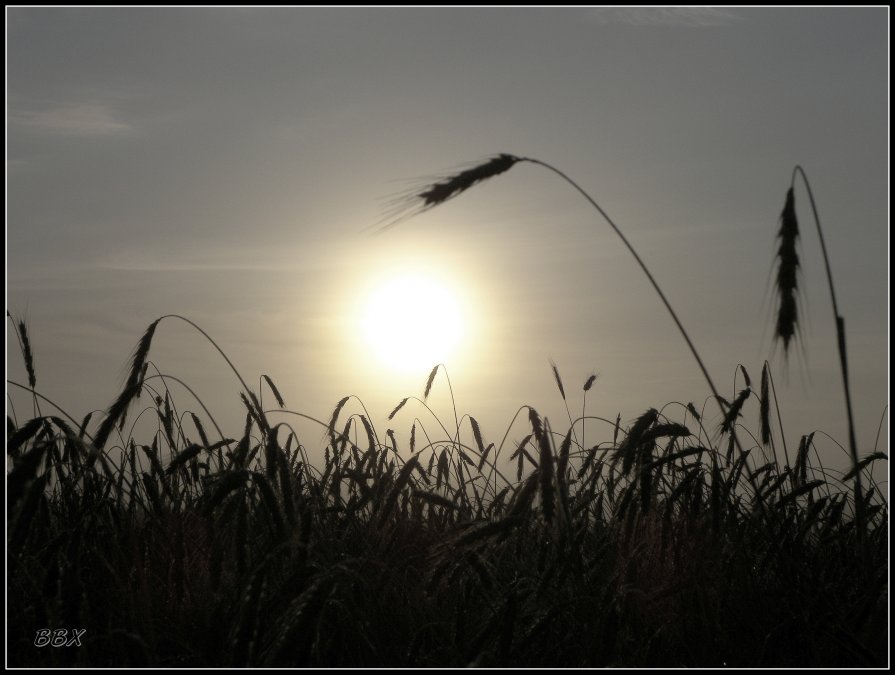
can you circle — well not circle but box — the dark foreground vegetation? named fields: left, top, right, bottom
left=7, top=350, right=888, bottom=667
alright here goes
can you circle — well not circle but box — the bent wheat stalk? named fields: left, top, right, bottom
left=94, top=314, right=257, bottom=450
left=774, top=165, right=862, bottom=531
left=380, top=154, right=737, bottom=443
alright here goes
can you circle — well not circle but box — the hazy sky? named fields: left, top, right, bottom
left=6, top=7, right=888, bottom=482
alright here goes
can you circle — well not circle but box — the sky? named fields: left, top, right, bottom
left=6, top=7, right=889, bottom=485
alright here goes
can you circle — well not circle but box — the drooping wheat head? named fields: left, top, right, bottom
left=18, top=320, right=36, bottom=390
left=774, top=187, right=801, bottom=357
left=94, top=318, right=161, bottom=449
left=719, top=388, right=751, bottom=436
left=423, top=364, right=440, bottom=401
left=377, top=154, right=521, bottom=232
left=583, top=373, right=598, bottom=392
left=550, top=359, right=566, bottom=401
left=760, top=363, right=771, bottom=447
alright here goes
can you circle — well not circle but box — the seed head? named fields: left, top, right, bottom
left=376, top=154, right=521, bottom=232
left=774, top=186, right=801, bottom=356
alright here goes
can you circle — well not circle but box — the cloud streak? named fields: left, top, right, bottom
left=12, top=103, right=134, bottom=136
left=589, top=8, right=742, bottom=27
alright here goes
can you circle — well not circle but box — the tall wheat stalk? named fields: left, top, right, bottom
left=774, top=165, right=862, bottom=532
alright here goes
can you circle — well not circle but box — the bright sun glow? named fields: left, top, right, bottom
left=360, top=273, right=465, bottom=374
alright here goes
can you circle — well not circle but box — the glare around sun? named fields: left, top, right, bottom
left=360, top=272, right=465, bottom=375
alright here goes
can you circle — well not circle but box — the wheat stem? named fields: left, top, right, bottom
left=518, top=158, right=736, bottom=435
left=388, top=154, right=756, bottom=486
left=790, top=166, right=862, bottom=532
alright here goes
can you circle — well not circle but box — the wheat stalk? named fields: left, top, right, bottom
left=380, top=154, right=742, bottom=458
left=775, top=166, right=862, bottom=533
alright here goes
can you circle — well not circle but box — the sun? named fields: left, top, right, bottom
left=360, top=272, right=465, bottom=374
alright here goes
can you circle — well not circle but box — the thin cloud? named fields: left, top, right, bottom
left=12, top=103, right=134, bottom=136
left=589, top=7, right=742, bottom=27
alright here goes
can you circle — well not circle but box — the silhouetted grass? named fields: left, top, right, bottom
left=6, top=321, right=887, bottom=667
